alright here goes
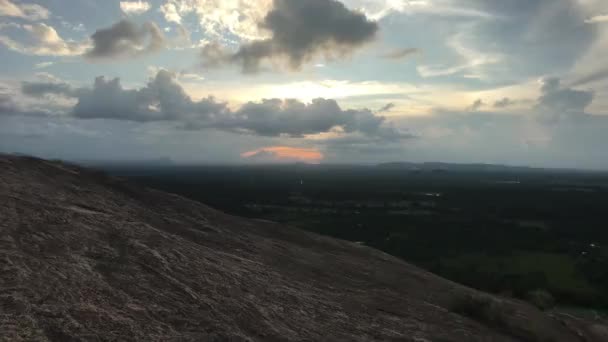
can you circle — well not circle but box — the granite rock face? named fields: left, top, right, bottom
left=0, top=155, right=603, bottom=341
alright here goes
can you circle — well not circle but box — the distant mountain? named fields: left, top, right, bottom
left=1, top=154, right=605, bottom=341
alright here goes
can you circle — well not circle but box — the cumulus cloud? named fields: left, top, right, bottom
left=380, top=47, right=419, bottom=60
left=201, top=0, right=379, bottom=73
left=0, top=23, right=89, bottom=56
left=85, top=20, right=165, bottom=59
left=20, top=70, right=408, bottom=141
left=0, top=0, right=49, bottom=21
left=120, top=1, right=151, bottom=15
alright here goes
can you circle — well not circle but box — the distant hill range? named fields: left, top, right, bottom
left=1, top=154, right=606, bottom=341
left=376, top=161, right=593, bottom=173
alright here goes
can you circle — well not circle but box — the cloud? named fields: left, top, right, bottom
left=34, top=62, right=54, bottom=69
left=493, top=97, right=516, bottom=108
left=341, top=0, right=495, bottom=21
left=0, top=93, right=17, bottom=114
left=571, top=68, right=608, bottom=87
left=467, top=99, right=484, bottom=111
left=160, top=0, right=272, bottom=40
left=585, top=14, right=608, bottom=24
left=0, top=0, right=49, bottom=21
left=242, top=146, right=324, bottom=163
left=377, top=103, right=395, bottom=113
left=120, top=1, right=152, bottom=15
left=215, top=98, right=399, bottom=138
left=21, top=79, right=78, bottom=98
left=72, top=70, right=225, bottom=122
left=201, top=0, right=379, bottom=73
left=20, top=70, right=408, bottom=141
left=536, top=77, right=594, bottom=122
left=85, top=20, right=165, bottom=59
left=0, top=23, right=89, bottom=56
left=380, top=47, right=419, bottom=60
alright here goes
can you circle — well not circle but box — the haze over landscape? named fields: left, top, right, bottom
left=1, top=0, right=607, bottom=168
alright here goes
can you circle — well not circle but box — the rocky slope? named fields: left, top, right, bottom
left=0, top=154, right=606, bottom=341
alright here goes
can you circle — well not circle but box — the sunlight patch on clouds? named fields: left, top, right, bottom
left=342, top=0, right=494, bottom=21
left=258, top=80, right=419, bottom=103
left=241, top=146, right=324, bottom=163
left=0, top=23, right=90, bottom=56
left=0, top=0, right=49, bottom=21
left=120, top=1, right=152, bottom=15
left=160, top=0, right=272, bottom=41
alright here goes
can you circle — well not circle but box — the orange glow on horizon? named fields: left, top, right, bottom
left=241, top=146, right=324, bottom=163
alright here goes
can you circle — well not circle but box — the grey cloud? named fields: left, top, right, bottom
left=73, top=71, right=226, bottom=122
left=201, top=0, right=378, bottom=73
left=378, top=103, right=395, bottom=113
left=467, top=99, right=484, bottom=111
left=0, top=94, right=16, bottom=114
left=21, top=81, right=78, bottom=98
left=537, top=77, right=594, bottom=122
left=85, top=20, right=165, bottom=59
left=380, top=48, right=419, bottom=60
left=571, top=68, right=608, bottom=87
left=494, top=97, right=516, bottom=108
left=217, top=98, right=392, bottom=138
left=20, top=71, right=406, bottom=141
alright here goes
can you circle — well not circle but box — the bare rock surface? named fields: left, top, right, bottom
left=0, top=155, right=604, bottom=341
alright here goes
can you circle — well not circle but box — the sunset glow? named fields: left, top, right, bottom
left=241, top=146, right=324, bottom=163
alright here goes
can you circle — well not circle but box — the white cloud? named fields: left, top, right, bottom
left=160, top=0, right=272, bottom=40
left=342, top=0, right=495, bottom=21
left=0, top=0, right=50, bottom=21
left=0, top=23, right=89, bottom=56
left=34, top=62, right=54, bottom=69
left=417, top=31, right=502, bottom=78
left=120, top=1, right=152, bottom=15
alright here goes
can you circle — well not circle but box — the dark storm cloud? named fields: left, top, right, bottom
left=201, top=0, right=378, bottom=73
left=85, top=20, right=165, bottom=59
left=19, top=71, right=407, bottom=140
left=380, top=48, right=419, bottom=60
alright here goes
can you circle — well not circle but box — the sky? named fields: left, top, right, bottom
left=0, top=0, right=607, bottom=168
